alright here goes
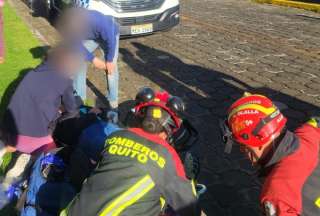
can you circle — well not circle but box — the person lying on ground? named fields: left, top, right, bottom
left=0, top=107, right=120, bottom=213
left=60, top=88, right=200, bottom=216
left=53, top=105, right=121, bottom=191
left=221, top=93, right=320, bottom=216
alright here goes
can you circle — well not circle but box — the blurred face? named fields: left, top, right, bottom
left=49, top=49, right=83, bottom=79
left=59, top=9, right=89, bottom=39
left=60, top=52, right=83, bottom=79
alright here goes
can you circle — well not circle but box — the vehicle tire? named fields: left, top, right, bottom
left=44, top=0, right=58, bottom=24
left=29, top=0, right=46, bottom=17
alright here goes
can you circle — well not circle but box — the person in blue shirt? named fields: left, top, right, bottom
left=19, top=114, right=121, bottom=216
left=58, top=8, right=120, bottom=114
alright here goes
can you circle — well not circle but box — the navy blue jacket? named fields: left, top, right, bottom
left=80, top=10, right=119, bottom=62
left=1, top=62, right=78, bottom=140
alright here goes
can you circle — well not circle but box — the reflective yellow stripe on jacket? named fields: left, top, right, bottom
left=60, top=194, right=78, bottom=216
left=307, top=118, right=319, bottom=128
left=99, top=175, right=155, bottom=216
left=315, top=197, right=320, bottom=208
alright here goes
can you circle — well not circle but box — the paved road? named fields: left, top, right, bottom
left=10, top=0, right=320, bottom=215
left=102, top=1, right=319, bottom=215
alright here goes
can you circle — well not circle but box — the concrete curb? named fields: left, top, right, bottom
left=253, top=0, right=320, bottom=12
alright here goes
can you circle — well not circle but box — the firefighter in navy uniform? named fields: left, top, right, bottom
left=221, top=93, right=320, bottom=216
left=61, top=88, right=200, bottom=216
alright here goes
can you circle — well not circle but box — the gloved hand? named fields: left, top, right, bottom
left=181, top=152, right=200, bottom=180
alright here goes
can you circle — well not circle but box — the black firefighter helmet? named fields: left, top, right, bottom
left=127, top=87, right=199, bottom=151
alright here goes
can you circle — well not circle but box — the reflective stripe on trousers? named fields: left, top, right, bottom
left=99, top=175, right=155, bottom=216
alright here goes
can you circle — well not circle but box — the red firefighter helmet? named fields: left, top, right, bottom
left=227, top=94, right=287, bottom=148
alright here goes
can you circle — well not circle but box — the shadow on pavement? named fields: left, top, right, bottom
left=119, top=42, right=320, bottom=216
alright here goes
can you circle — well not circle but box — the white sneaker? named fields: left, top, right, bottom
left=2, top=153, right=31, bottom=190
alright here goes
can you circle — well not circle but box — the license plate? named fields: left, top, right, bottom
left=131, top=24, right=153, bottom=35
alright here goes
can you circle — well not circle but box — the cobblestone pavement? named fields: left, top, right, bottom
left=113, top=1, right=320, bottom=215
left=9, top=0, right=320, bottom=215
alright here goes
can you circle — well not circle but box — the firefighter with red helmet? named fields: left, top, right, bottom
left=222, top=93, right=320, bottom=216
left=61, top=87, right=200, bottom=216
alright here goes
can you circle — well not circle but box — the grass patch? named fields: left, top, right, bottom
left=0, top=0, right=43, bottom=178
left=0, top=152, right=13, bottom=176
left=0, top=1, right=43, bottom=175
left=0, top=5, right=42, bottom=214
left=0, top=4, right=42, bottom=116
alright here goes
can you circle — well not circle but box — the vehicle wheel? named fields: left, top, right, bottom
left=29, top=0, right=45, bottom=17
left=44, top=0, right=58, bottom=24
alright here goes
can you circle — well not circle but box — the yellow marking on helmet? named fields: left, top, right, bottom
left=307, top=118, right=318, bottom=128
left=154, top=98, right=160, bottom=102
left=242, top=93, right=267, bottom=98
left=228, top=104, right=276, bottom=121
left=243, top=92, right=252, bottom=97
left=254, top=94, right=268, bottom=98
left=153, top=108, right=162, bottom=119
left=315, top=197, right=320, bottom=208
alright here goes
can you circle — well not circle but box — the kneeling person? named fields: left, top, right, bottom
left=62, top=101, right=199, bottom=216
left=222, top=93, right=320, bottom=216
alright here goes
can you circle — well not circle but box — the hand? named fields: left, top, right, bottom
left=92, top=57, right=107, bottom=70
left=106, top=61, right=115, bottom=75
left=89, top=107, right=102, bottom=115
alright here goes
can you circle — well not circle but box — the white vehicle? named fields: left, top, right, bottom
left=45, top=0, right=180, bottom=36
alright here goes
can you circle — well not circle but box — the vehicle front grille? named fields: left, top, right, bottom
left=103, top=0, right=164, bottom=13
left=117, top=14, right=160, bottom=25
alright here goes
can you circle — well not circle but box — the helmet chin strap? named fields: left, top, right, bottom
left=220, top=119, right=234, bottom=153
left=162, top=116, right=174, bottom=143
left=224, top=139, right=234, bottom=154
left=248, top=151, right=261, bottom=167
